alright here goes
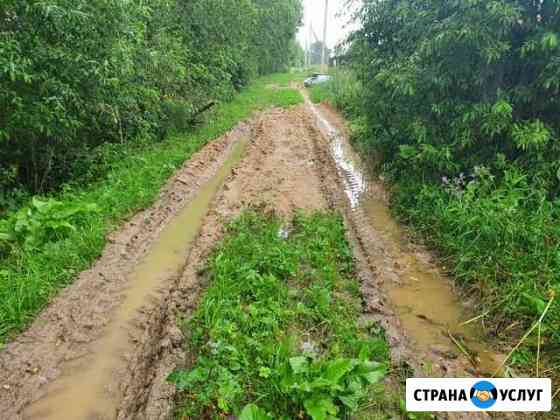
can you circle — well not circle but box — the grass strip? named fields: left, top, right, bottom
left=0, top=73, right=305, bottom=344
left=169, top=210, right=389, bottom=419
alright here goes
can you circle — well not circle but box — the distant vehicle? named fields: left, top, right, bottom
left=304, top=73, right=331, bottom=87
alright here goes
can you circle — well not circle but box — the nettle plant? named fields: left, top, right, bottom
left=276, top=353, right=385, bottom=419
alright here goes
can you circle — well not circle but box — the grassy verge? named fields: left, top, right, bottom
left=0, top=74, right=305, bottom=344
left=169, top=210, right=390, bottom=419
left=391, top=178, right=560, bottom=370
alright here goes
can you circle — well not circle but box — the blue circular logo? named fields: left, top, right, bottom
left=470, top=380, right=498, bottom=409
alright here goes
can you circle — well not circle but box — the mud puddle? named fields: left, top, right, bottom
left=25, top=138, right=249, bottom=420
left=305, top=96, right=502, bottom=377
left=362, top=199, right=502, bottom=376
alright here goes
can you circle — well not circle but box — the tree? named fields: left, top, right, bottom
left=309, top=41, right=331, bottom=66
left=0, top=0, right=303, bottom=197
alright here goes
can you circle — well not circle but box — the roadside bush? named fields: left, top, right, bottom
left=392, top=172, right=560, bottom=346
left=310, top=70, right=362, bottom=119
left=0, top=72, right=306, bottom=345
left=335, top=0, right=560, bottom=364
left=0, top=197, right=98, bottom=254
left=350, top=1, right=560, bottom=188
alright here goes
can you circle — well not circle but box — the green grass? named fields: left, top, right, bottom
left=169, top=210, right=390, bottom=419
left=391, top=177, right=560, bottom=369
left=0, top=73, right=305, bottom=344
left=270, top=88, right=304, bottom=108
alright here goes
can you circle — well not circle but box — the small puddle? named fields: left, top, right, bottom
left=306, top=96, right=503, bottom=376
left=362, top=199, right=502, bottom=375
left=25, top=138, right=249, bottom=420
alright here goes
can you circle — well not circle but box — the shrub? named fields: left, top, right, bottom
left=333, top=0, right=560, bottom=365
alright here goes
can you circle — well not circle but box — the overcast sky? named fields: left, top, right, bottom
left=297, top=0, right=358, bottom=51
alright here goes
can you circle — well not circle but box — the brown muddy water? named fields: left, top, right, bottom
left=25, top=138, right=249, bottom=420
left=362, top=199, right=503, bottom=376
left=306, top=98, right=503, bottom=377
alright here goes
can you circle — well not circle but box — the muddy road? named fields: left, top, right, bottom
left=0, top=93, right=503, bottom=419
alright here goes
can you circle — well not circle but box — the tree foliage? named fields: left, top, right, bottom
left=0, top=0, right=302, bottom=198
left=308, top=41, right=332, bottom=66
left=350, top=0, right=560, bottom=191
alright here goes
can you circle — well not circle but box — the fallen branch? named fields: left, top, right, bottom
left=447, top=330, right=477, bottom=367
left=188, top=101, right=216, bottom=124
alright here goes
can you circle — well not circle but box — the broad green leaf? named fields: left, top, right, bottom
left=522, top=292, right=546, bottom=314
left=289, top=356, right=309, bottom=374
left=0, top=232, right=13, bottom=241
left=324, top=358, right=354, bottom=383
left=238, top=404, right=272, bottom=420
left=339, top=392, right=360, bottom=410
left=399, top=145, right=418, bottom=160
left=304, top=396, right=338, bottom=420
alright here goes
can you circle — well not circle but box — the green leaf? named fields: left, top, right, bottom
left=542, top=32, right=558, bottom=50
left=339, top=392, right=360, bottom=410
left=258, top=367, right=271, bottom=378
left=0, top=232, right=13, bottom=242
left=324, top=358, right=354, bottom=383
left=167, top=367, right=209, bottom=390
left=399, top=145, right=418, bottom=160
left=238, top=404, right=272, bottom=420
left=355, top=361, right=385, bottom=384
left=522, top=292, right=546, bottom=314
left=304, top=396, right=338, bottom=420
left=289, top=356, right=309, bottom=374
left=32, top=197, right=51, bottom=213
left=362, top=368, right=385, bottom=385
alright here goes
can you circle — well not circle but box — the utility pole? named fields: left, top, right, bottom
left=321, top=0, right=329, bottom=73
left=307, top=24, right=312, bottom=67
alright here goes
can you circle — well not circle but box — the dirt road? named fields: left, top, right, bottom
left=0, top=93, right=502, bottom=419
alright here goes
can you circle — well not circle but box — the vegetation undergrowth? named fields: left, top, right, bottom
left=312, top=69, right=560, bottom=375
left=169, top=210, right=390, bottom=419
left=343, top=2, right=560, bottom=375
left=0, top=74, right=304, bottom=344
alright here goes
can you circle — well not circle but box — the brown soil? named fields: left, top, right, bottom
left=0, top=98, right=516, bottom=419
